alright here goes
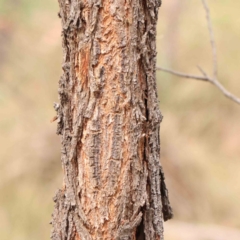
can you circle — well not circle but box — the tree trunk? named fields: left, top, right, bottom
left=51, top=0, right=172, bottom=239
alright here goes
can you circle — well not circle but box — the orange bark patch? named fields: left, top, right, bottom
left=78, top=45, right=90, bottom=90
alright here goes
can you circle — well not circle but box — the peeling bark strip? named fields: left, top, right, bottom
left=52, top=0, right=172, bottom=239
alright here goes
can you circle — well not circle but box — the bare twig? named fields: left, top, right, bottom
left=156, top=67, right=208, bottom=81
left=201, top=0, right=218, bottom=79
left=157, top=0, right=240, bottom=106
left=209, top=78, right=240, bottom=105
left=158, top=66, right=240, bottom=105
left=197, top=65, right=208, bottom=78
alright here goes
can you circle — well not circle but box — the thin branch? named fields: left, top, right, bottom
left=201, top=0, right=218, bottom=79
left=157, top=0, right=240, bottom=106
left=156, top=67, right=208, bottom=81
left=196, top=67, right=240, bottom=105
left=209, top=78, right=240, bottom=105
left=197, top=65, right=208, bottom=78
left=158, top=66, right=240, bottom=105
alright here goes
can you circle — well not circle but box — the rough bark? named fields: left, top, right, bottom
left=51, top=0, right=172, bottom=239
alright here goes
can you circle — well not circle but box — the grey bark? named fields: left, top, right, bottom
left=51, top=0, right=172, bottom=239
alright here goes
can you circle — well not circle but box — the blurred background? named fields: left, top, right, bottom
left=0, top=0, right=239, bottom=239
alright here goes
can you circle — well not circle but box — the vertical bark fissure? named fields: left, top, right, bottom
left=52, top=0, right=172, bottom=239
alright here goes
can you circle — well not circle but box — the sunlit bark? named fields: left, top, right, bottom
left=51, top=0, right=172, bottom=239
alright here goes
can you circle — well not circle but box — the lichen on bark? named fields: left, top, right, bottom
left=51, top=0, right=172, bottom=239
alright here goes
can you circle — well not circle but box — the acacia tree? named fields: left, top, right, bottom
left=51, top=0, right=172, bottom=239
